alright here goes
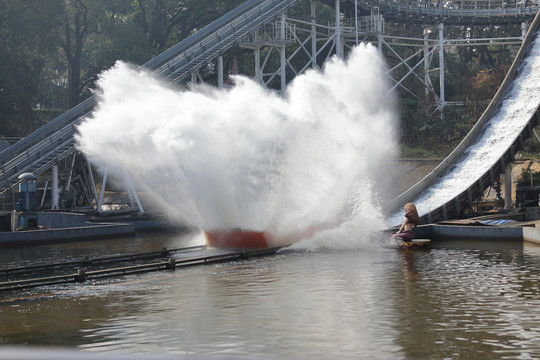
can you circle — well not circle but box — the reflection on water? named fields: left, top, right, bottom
left=1, top=235, right=540, bottom=359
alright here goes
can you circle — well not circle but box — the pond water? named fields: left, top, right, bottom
left=1, top=232, right=540, bottom=359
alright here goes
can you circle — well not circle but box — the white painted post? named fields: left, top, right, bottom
left=218, top=56, right=224, bottom=88
left=255, top=31, right=262, bottom=84
left=86, top=160, right=99, bottom=210
left=280, top=13, right=286, bottom=93
left=126, top=177, right=144, bottom=214
left=377, top=9, right=382, bottom=53
left=51, top=165, right=59, bottom=210
left=311, top=0, right=317, bottom=69
left=40, top=180, right=48, bottom=209
left=505, top=164, right=512, bottom=209
left=335, top=0, right=342, bottom=58
left=65, top=152, right=76, bottom=192
left=424, top=28, right=430, bottom=103
left=98, top=171, right=107, bottom=213
left=354, top=0, right=358, bottom=46
left=438, top=23, right=445, bottom=112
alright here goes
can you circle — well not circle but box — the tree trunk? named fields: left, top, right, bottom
left=63, top=0, right=88, bottom=109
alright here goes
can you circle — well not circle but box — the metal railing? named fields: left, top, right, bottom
left=158, top=0, right=300, bottom=82
left=0, top=0, right=301, bottom=197
left=360, top=0, right=539, bottom=21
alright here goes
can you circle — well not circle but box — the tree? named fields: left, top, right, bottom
left=0, top=0, right=64, bottom=134
left=63, top=0, right=91, bottom=108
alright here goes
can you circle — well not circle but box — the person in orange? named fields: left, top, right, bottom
left=392, top=203, right=420, bottom=242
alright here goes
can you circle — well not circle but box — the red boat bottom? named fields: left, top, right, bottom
left=204, top=229, right=269, bottom=249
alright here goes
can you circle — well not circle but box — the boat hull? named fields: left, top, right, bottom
left=204, top=229, right=270, bottom=249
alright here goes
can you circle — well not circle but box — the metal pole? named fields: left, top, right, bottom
left=255, top=31, right=262, bottom=84
left=280, top=13, right=286, bottom=93
left=86, top=159, right=99, bottom=210
left=424, top=28, right=430, bottom=104
left=65, top=152, right=76, bottom=192
left=218, top=56, right=224, bottom=88
left=51, top=165, right=59, bottom=210
left=98, top=171, right=107, bottom=213
left=376, top=7, right=382, bottom=52
left=355, top=0, right=358, bottom=46
left=505, top=164, right=512, bottom=209
left=438, top=23, right=445, bottom=112
left=335, top=0, right=342, bottom=58
left=126, top=176, right=144, bottom=214
left=311, top=0, right=317, bottom=69
left=40, top=180, right=48, bottom=209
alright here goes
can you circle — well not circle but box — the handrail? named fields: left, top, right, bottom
left=359, top=0, right=539, bottom=21
left=383, top=9, right=540, bottom=217
left=0, top=0, right=268, bottom=166
left=142, top=0, right=264, bottom=71
left=0, top=0, right=301, bottom=193
left=158, top=0, right=298, bottom=80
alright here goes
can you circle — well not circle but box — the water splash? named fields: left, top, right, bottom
left=76, top=44, right=397, bottom=247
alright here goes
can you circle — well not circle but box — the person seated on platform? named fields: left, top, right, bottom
left=392, top=203, right=420, bottom=242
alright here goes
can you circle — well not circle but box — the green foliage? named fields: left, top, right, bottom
left=385, top=20, right=520, bottom=158
left=400, top=144, right=441, bottom=159
left=0, top=0, right=526, bottom=147
left=0, top=0, right=64, bottom=134
left=522, top=131, right=540, bottom=154
left=515, top=169, right=540, bottom=187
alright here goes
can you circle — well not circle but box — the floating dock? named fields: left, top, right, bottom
left=0, top=245, right=282, bottom=292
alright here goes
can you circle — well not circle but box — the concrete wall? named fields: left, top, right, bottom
left=0, top=223, right=135, bottom=246
left=414, top=224, right=523, bottom=241
left=37, top=212, right=89, bottom=228
left=523, top=226, right=540, bottom=245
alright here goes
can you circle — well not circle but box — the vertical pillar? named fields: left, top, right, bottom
left=423, top=28, right=430, bottom=105
left=354, top=0, right=358, bottom=46
left=376, top=8, right=382, bottom=53
left=98, top=171, right=107, bottom=213
left=218, top=56, right=224, bottom=88
left=311, top=0, right=317, bottom=69
left=438, top=23, right=445, bottom=112
left=254, top=31, right=262, bottom=84
left=65, top=152, right=77, bottom=192
left=51, top=165, right=59, bottom=210
left=86, top=159, right=99, bottom=210
left=191, top=72, right=197, bottom=86
left=97, top=170, right=107, bottom=213
left=505, top=164, right=512, bottom=209
left=521, top=21, right=527, bottom=40
left=335, top=0, right=342, bottom=58
left=280, top=13, right=286, bottom=93
left=125, top=174, right=144, bottom=214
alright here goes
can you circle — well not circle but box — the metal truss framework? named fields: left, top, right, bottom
left=191, top=0, right=531, bottom=117
left=1, top=0, right=537, bottom=214
left=36, top=1, right=539, bottom=213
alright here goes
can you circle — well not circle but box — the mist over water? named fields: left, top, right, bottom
left=76, top=44, right=397, bottom=248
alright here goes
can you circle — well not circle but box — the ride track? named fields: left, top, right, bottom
left=384, top=9, right=540, bottom=225
left=0, top=0, right=538, bottom=225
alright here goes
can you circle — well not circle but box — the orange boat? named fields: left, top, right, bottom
left=204, top=229, right=271, bottom=249
left=204, top=222, right=332, bottom=249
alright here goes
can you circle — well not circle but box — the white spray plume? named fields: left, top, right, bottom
left=76, top=44, right=397, bottom=247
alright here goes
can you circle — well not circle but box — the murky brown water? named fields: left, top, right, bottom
left=1, top=233, right=540, bottom=359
